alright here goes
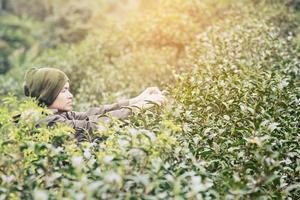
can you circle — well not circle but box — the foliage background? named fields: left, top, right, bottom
left=0, top=0, right=300, bottom=199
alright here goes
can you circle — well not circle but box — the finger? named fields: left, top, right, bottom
left=155, top=96, right=165, bottom=106
left=149, top=87, right=161, bottom=94
left=161, top=90, right=168, bottom=95
left=158, top=95, right=167, bottom=106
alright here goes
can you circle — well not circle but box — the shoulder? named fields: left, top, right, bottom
left=38, top=110, right=77, bottom=127
left=38, top=113, right=64, bottom=127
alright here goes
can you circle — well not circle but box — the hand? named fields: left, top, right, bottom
left=132, top=93, right=167, bottom=111
left=130, top=87, right=163, bottom=105
left=144, top=93, right=167, bottom=107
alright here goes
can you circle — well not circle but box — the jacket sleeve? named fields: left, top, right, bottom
left=71, top=99, right=131, bottom=120
left=38, top=103, right=133, bottom=142
left=59, top=116, right=102, bottom=142
left=38, top=114, right=106, bottom=142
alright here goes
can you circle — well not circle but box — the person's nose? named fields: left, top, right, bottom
left=68, top=91, right=73, bottom=99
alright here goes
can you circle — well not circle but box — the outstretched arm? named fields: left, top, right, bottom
left=73, top=87, right=166, bottom=119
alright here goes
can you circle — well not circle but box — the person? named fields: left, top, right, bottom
left=23, top=67, right=167, bottom=142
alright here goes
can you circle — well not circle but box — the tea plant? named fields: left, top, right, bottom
left=0, top=0, right=299, bottom=199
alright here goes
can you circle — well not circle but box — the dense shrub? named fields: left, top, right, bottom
left=0, top=15, right=43, bottom=74
left=0, top=0, right=145, bottom=97
left=0, top=0, right=299, bottom=199
left=30, top=0, right=235, bottom=110
left=170, top=11, right=300, bottom=198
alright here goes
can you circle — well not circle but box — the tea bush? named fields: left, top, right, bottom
left=171, top=14, right=300, bottom=200
left=28, top=0, right=236, bottom=110
left=0, top=0, right=299, bottom=199
left=0, top=0, right=141, bottom=94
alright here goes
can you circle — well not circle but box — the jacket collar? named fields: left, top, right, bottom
left=48, top=108, right=59, bottom=114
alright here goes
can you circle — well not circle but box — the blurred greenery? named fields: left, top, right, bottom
left=0, top=0, right=299, bottom=199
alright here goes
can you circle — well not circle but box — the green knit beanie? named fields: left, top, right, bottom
left=24, top=67, right=69, bottom=106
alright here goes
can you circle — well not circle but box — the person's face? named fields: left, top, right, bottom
left=49, top=82, right=73, bottom=111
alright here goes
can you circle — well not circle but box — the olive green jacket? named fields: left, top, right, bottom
left=38, top=99, right=132, bottom=142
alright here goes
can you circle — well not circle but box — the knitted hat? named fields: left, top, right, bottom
left=24, top=67, right=69, bottom=106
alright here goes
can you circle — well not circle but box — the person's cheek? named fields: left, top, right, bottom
left=59, top=94, right=65, bottom=109
left=67, top=94, right=72, bottom=109
left=65, top=94, right=69, bottom=108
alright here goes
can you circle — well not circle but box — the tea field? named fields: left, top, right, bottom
left=0, top=0, right=299, bottom=199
